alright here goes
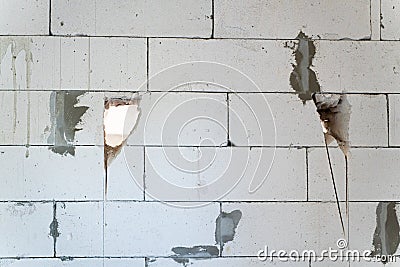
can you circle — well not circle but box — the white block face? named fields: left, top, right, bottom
left=145, top=147, right=306, bottom=202
left=314, top=41, right=400, bottom=93
left=346, top=95, right=388, bottom=147
left=57, top=202, right=103, bottom=256
left=127, top=92, right=228, bottom=146
left=51, top=0, right=212, bottom=37
left=0, top=0, right=49, bottom=35
left=381, top=0, right=400, bottom=40
left=60, top=38, right=90, bottom=90
left=89, top=38, right=147, bottom=91
left=104, top=202, right=219, bottom=256
left=106, top=146, right=144, bottom=201
left=221, top=203, right=345, bottom=256
left=0, top=146, right=104, bottom=201
left=149, top=39, right=294, bottom=93
left=389, top=95, right=400, bottom=146
left=229, top=93, right=323, bottom=146
left=308, top=148, right=347, bottom=202
left=348, top=148, right=400, bottom=201
left=0, top=202, right=53, bottom=257
left=214, top=0, right=371, bottom=40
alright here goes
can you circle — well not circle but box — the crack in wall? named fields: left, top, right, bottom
left=289, top=31, right=320, bottom=104
left=48, top=91, right=89, bottom=156
left=372, top=202, right=400, bottom=262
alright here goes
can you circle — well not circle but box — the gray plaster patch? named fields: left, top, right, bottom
left=215, top=210, right=242, bottom=249
left=289, top=31, right=320, bottom=103
left=48, top=91, right=89, bottom=156
left=372, top=202, right=400, bottom=261
left=171, top=246, right=219, bottom=266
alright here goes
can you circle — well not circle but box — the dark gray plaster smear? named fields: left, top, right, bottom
left=289, top=31, right=320, bottom=104
left=215, top=210, right=242, bottom=249
left=49, top=202, right=60, bottom=256
left=171, top=246, right=219, bottom=266
left=372, top=202, right=400, bottom=261
left=48, top=91, right=89, bottom=156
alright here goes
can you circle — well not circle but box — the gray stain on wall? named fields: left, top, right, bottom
left=48, top=91, right=89, bottom=156
left=215, top=210, right=242, bottom=250
left=289, top=31, right=320, bottom=103
left=171, top=246, right=219, bottom=266
left=49, top=202, right=60, bottom=256
left=372, top=202, right=400, bottom=261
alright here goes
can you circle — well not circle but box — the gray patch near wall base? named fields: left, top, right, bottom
left=171, top=246, right=219, bottom=266
left=372, top=202, right=400, bottom=261
left=289, top=31, right=320, bottom=103
left=49, top=202, right=60, bottom=257
left=215, top=210, right=242, bottom=250
left=48, top=91, right=89, bottom=156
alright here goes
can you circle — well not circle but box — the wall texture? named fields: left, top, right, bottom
left=0, top=0, right=399, bottom=266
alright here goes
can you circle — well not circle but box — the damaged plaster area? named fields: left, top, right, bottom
left=171, top=246, right=219, bottom=265
left=169, top=210, right=242, bottom=266
left=103, top=97, right=141, bottom=165
left=49, top=202, right=60, bottom=256
left=289, top=32, right=320, bottom=103
left=372, top=202, right=400, bottom=261
left=312, top=93, right=351, bottom=155
left=48, top=91, right=89, bottom=156
left=103, top=97, right=141, bottom=194
left=215, top=210, right=242, bottom=250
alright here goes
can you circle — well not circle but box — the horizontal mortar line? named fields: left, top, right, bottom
left=0, top=255, right=388, bottom=260
left=0, top=200, right=397, bottom=204
left=0, top=145, right=394, bottom=149
left=0, top=89, right=398, bottom=95
left=0, top=255, right=340, bottom=259
left=0, top=34, right=387, bottom=41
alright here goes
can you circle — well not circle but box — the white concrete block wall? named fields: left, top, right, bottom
left=1, top=1, right=399, bottom=267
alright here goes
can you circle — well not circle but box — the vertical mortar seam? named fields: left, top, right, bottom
left=306, top=147, right=309, bottom=201
left=387, top=94, right=390, bottom=147
left=49, top=0, right=52, bottom=35
left=146, top=38, right=149, bottom=91
left=211, top=0, right=215, bottom=38
left=143, top=146, right=146, bottom=201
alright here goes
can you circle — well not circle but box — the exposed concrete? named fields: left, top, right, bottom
left=171, top=246, right=219, bottom=266
left=312, top=93, right=351, bottom=156
left=289, top=31, right=320, bottom=103
left=215, top=210, right=242, bottom=250
left=372, top=202, right=400, bottom=261
left=48, top=91, right=89, bottom=156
